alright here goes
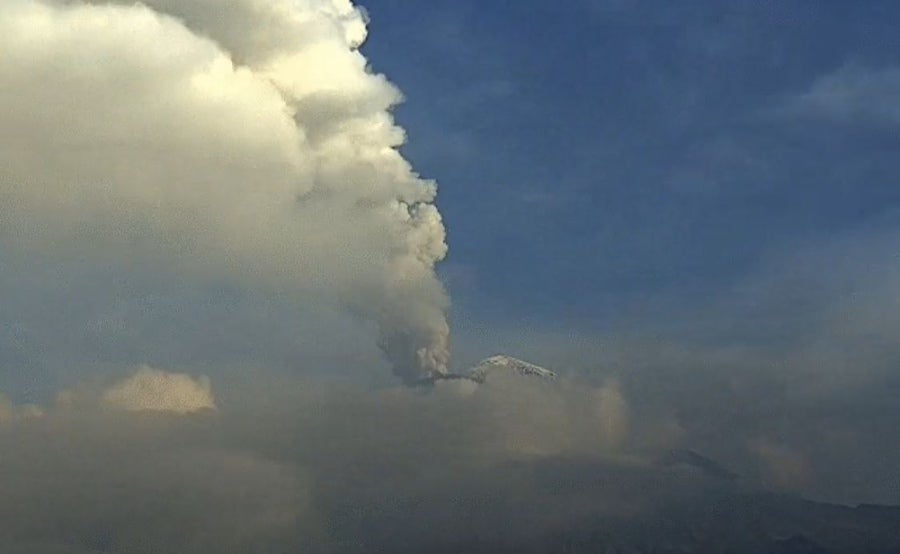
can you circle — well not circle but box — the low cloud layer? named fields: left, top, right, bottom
left=2, top=324, right=896, bottom=552
left=0, top=370, right=658, bottom=553
left=0, top=0, right=449, bottom=382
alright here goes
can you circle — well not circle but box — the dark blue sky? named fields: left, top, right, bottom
left=360, top=1, right=900, bottom=330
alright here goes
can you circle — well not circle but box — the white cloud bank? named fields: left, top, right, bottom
left=0, top=0, right=449, bottom=382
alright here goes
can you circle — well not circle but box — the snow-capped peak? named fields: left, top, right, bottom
left=467, top=355, right=558, bottom=383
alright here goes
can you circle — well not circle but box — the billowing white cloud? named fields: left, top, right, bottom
left=102, top=366, right=215, bottom=413
left=0, top=0, right=449, bottom=382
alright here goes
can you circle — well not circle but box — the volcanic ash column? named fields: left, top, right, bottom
left=0, top=0, right=450, bottom=382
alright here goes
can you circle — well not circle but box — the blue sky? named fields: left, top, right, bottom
left=361, top=1, right=900, bottom=332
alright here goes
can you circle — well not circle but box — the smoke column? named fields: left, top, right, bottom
left=0, top=0, right=450, bottom=382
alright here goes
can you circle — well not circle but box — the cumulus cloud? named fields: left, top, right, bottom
left=102, top=366, right=215, bottom=413
left=0, top=0, right=449, bottom=382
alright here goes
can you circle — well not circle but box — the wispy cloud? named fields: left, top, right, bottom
left=788, top=64, right=900, bottom=124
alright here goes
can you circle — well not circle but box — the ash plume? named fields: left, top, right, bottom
left=0, top=0, right=450, bottom=381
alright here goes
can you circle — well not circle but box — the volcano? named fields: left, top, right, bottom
left=414, top=355, right=558, bottom=386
